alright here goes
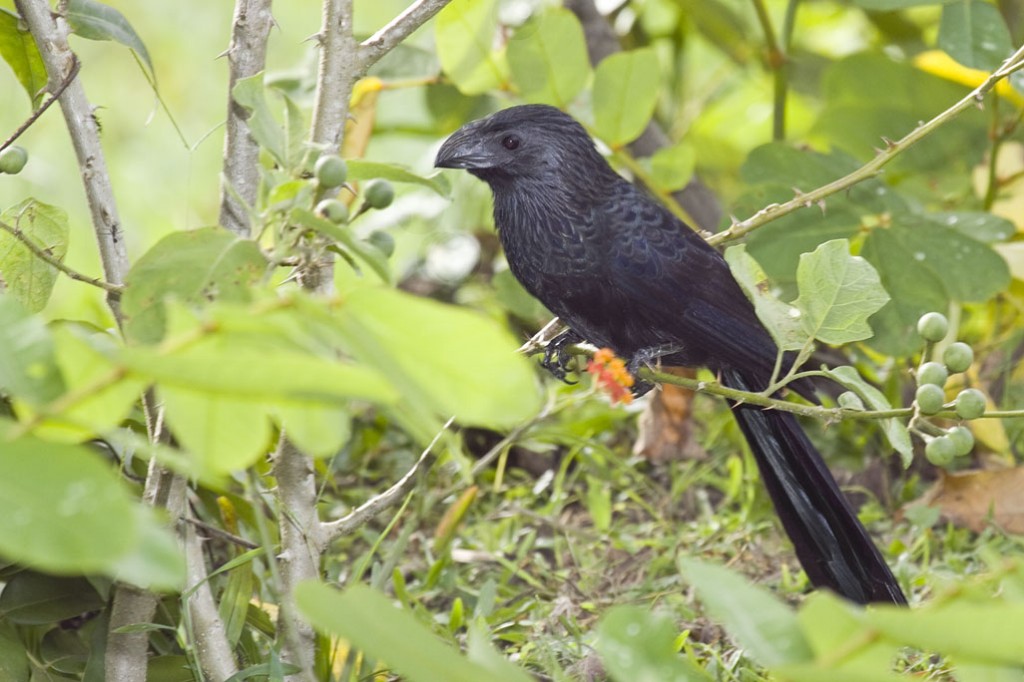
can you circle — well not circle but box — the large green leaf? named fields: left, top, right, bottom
left=724, top=245, right=807, bottom=351
left=592, top=48, right=661, bottom=147
left=865, top=601, right=1024, bottom=664
left=0, top=430, right=181, bottom=582
left=0, top=199, right=69, bottom=312
left=296, top=581, right=532, bottom=682
left=122, top=227, right=267, bottom=343
left=797, top=592, right=900, bottom=677
left=597, top=606, right=712, bottom=682
left=507, top=8, right=590, bottom=107
left=435, top=0, right=506, bottom=95
left=347, top=160, right=450, bottom=197
left=66, top=0, right=153, bottom=77
left=679, top=557, right=813, bottom=667
left=0, top=573, right=104, bottom=624
left=331, top=287, right=542, bottom=432
left=0, top=295, right=64, bottom=404
left=793, top=239, right=890, bottom=345
left=231, top=73, right=288, bottom=168
left=0, top=8, right=47, bottom=106
left=938, top=0, right=1013, bottom=71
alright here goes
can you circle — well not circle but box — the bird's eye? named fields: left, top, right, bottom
left=501, top=134, right=521, bottom=150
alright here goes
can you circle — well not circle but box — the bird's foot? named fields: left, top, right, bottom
left=625, top=344, right=685, bottom=397
left=539, top=329, right=583, bottom=383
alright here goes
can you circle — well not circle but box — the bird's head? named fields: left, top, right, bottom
left=434, top=104, right=611, bottom=189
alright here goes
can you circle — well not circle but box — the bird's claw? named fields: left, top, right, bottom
left=538, top=330, right=583, bottom=384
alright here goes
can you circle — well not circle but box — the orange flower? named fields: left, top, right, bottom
left=586, top=348, right=636, bottom=404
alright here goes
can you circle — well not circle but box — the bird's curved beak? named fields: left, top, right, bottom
left=435, top=122, right=492, bottom=170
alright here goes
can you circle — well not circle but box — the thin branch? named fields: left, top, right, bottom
left=14, top=0, right=130, bottom=320
left=0, top=55, right=80, bottom=153
left=357, top=0, right=453, bottom=71
left=710, top=42, right=1024, bottom=245
left=219, top=0, right=275, bottom=237
left=0, top=218, right=123, bottom=294
left=320, top=416, right=454, bottom=542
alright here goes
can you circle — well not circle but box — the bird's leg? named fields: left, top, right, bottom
left=626, top=344, right=685, bottom=397
left=539, top=329, right=584, bottom=383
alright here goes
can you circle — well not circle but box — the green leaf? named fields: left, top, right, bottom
left=865, top=602, right=1024, bottom=664
left=0, top=199, right=69, bottom=312
left=272, top=402, right=350, bottom=459
left=0, top=620, right=28, bottom=682
left=797, top=592, right=899, bottom=675
left=0, top=573, right=103, bottom=624
left=679, top=557, right=813, bottom=667
left=793, top=239, right=890, bottom=345
left=435, top=0, right=507, bottom=95
left=597, top=605, right=713, bottom=682
left=0, top=295, right=64, bottom=404
left=331, top=287, right=542, bottom=432
left=822, top=366, right=913, bottom=466
left=592, top=48, right=661, bottom=146
left=650, top=142, right=696, bottom=193
left=122, top=226, right=267, bottom=343
left=231, top=73, right=287, bottom=167
left=724, top=245, right=807, bottom=352
left=952, top=661, right=1024, bottom=682
left=0, top=8, right=47, bottom=106
left=938, top=0, right=1013, bottom=71
left=160, top=387, right=273, bottom=475
left=28, top=324, right=144, bottom=441
left=296, top=581, right=532, bottom=682
left=507, top=8, right=590, bottom=107
left=848, top=0, right=951, bottom=8
left=291, top=207, right=391, bottom=284
left=66, top=0, right=153, bottom=77
left=347, top=160, right=450, bottom=196
left=0, top=431, right=181, bottom=580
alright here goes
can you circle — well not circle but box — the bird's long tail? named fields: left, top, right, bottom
left=721, top=368, right=906, bottom=605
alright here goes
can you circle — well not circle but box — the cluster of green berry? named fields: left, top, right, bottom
left=914, top=312, right=984, bottom=466
left=0, top=146, right=28, bottom=175
left=311, top=154, right=396, bottom=257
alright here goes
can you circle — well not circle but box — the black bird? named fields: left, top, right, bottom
left=435, top=104, right=906, bottom=605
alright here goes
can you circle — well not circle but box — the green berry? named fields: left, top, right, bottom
left=314, top=155, right=348, bottom=188
left=946, top=425, right=975, bottom=456
left=363, top=179, right=394, bottom=209
left=925, top=436, right=957, bottom=467
left=942, top=342, right=974, bottom=374
left=917, top=312, right=949, bottom=342
left=367, top=230, right=395, bottom=257
left=915, top=383, right=946, bottom=415
left=837, top=391, right=865, bottom=411
left=0, top=146, right=28, bottom=174
left=917, top=361, right=948, bottom=388
left=954, top=388, right=986, bottom=420
left=315, top=198, right=349, bottom=224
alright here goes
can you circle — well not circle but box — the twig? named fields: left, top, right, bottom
left=0, top=217, right=123, bottom=294
left=319, top=416, right=454, bottom=542
left=219, top=0, right=275, bottom=237
left=711, top=42, right=1024, bottom=246
left=357, top=0, right=454, bottom=71
left=14, top=0, right=130, bottom=318
left=0, top=55, right=80, bottom=153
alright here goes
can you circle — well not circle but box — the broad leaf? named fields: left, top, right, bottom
left=679, top=557, right=813, bottom=667
left=231, top=73, right=288, bottom=168
left=347, top=160, right=450, bottom=196
left=797, top=592, right=899, bottom=676
left=0, top=8, right=47, bottom=106
left=66, top=0, right=153, bottom=77
left=938, top=0, right=1013, bottom=71
left=592, top=48, right=661, bottom=147
left=725, top=245, right=807, bottom=351
left=597, top=606, right=712, bottom=682
left=507, top=8, right=590, bottom=107
left=122, top=226, right=267, bottom=343
left=822, top=366, right=913, bottom=466
left=435, top=0, right=506, bottom=95
left=793, top=239, right=890, bottom=345
left=0, top=199, right=69, bottom=312
left=0, top=573, right=103, bottom=624
left=291, top=207, right=391, bottom=284
left=296, top=582, right=532, bottom=682
left=0, top=295, right=64, bottom=404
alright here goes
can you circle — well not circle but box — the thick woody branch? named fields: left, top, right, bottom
left=219, top=0, right=275, bottom=237
left=357, top=0, right=453, bottom=71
